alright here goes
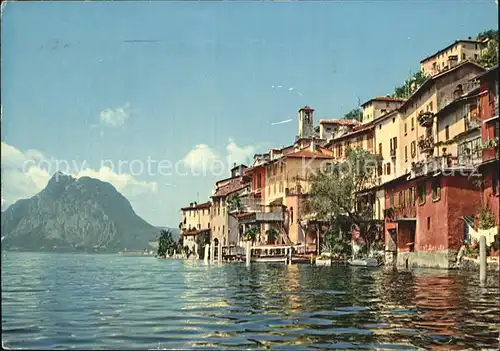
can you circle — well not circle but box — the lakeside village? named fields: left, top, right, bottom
left=158, top=33, right=499, bottom=271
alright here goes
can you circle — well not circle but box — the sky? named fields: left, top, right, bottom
left=1, top=0, right=498, bottom=227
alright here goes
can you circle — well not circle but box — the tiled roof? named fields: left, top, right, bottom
left=212, top=177, right=249, bottom=198
left=319, top=118, right=361, bottom=126
left=300, top=105, right=314, bottom=111
left=361, top=96, right=406, bottom=107
left=285, top=149, right=333, bottom=159
left=325, top=124, right=375, bottom=146
left=181, top=201, right=211, bottom=211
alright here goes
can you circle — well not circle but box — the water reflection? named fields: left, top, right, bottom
left=2, top=252, right=499, bottom=350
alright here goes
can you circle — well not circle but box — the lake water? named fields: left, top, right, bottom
left=2, top=252, right=499, bottom=350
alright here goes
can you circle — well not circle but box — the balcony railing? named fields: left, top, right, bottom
left=239, top=198, right=266, bottom=212
left=466, top=118, right=481, bottom=130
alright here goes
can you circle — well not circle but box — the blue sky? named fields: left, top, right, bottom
left=1, top=1, right=497, bottom=227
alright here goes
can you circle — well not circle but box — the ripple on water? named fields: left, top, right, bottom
left=2, top=252, right=499, bottom=350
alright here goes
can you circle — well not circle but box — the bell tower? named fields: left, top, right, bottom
left=298, top=105, right=314, bottom=139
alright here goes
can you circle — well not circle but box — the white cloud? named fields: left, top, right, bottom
left=99, top=102, right=131, bottom=127
left=1, top=141, right=157, bottom=210
left=182, top=144, right=218, bottom=172
left=1, top=142, right=50, bottom=208
left=226, top=139, right=256, bottom=167
left=182, top=140, right=258, bottom=174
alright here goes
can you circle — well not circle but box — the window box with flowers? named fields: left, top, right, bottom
left=417, top=111, right=434, bottom=127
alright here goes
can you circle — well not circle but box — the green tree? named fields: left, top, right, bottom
left=266, top=228, right=279, bottom=244
left=244, top=226, right=259, bottom=244
left=157, top=229, right=176, bottom=257
left=309, top=147, right=382, bottom=253
left=476, top=29, right=498, bottom=68
left=393, top=71, right=429, bottom=98
left=227, top=193, right=242, bottom=212
left=343, top=108, right=363, bottom=122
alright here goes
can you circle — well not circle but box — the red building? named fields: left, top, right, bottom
left=244, top=153, right=268, bottom=201
left=384, top=168, right=482, bottom=268
left=476, top=65, right=499, bottom=228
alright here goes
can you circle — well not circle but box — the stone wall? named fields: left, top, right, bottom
left=396, top=249, right=458, bottom=269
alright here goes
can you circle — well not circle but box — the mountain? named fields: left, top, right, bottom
left=1, top=172, right=174, bottom=253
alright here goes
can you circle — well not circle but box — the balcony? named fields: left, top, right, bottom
left=466, top=118, right=481, bottom=130
left=417, top=111, right=434, bottom=127
left=239, top=198, right=266, bottom=213
left=417, top=136, right=434, bottom=155
left=238, top=211, right=284, bottom=224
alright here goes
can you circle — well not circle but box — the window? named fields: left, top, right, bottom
left=390, top=193, right=395, bottom=207
left=392, top=117, right=396, bottom=123
left=409, top=187, right=416, bottom=206
left=393, top=137, right=398, bottom=150
left=417, top=182, right=426, bottom=205
left=257, top=174, right=262, bottom=189
left=462, top=53, right=466, bottom=60
left=385, top=163, right=391, bottom=175
left=404, top=123, right=407, bottom=135
left=427, top=217, right=431, bottom=230
left=405, top=146, right=408, bottom=162
left=429, top=101, right=433, bottom=111
left=379, top=143, right=382, bottom=155
left=445, top=125, right=450, bottom=140
left=411, top=141, right=416, bottom=157
left=273, top=183, right=276, bottom=194
left=474, top=54, right=478, bottom=60
left=379, top=124, right=382, bottom=130
left=432, top=178, right=441, bottom=201
left=280, top=163, right=284, bottom=173
left=399, top=191, right=405, bottom=208
left=411, top=118, right=415, bottom=130
left=381, top=109, right=387, bottom=114
left=279, top=181, right=283, bottom=193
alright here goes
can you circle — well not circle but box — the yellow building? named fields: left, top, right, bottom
left=179, top=201, right=212, bottom=253
left=420, top=39, right=486, bottom=77
left=210, top=164, right=251, bottom=247
left=397, top=61, right=485, bottom=177
left=360, top=97, right=406, bottom=124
